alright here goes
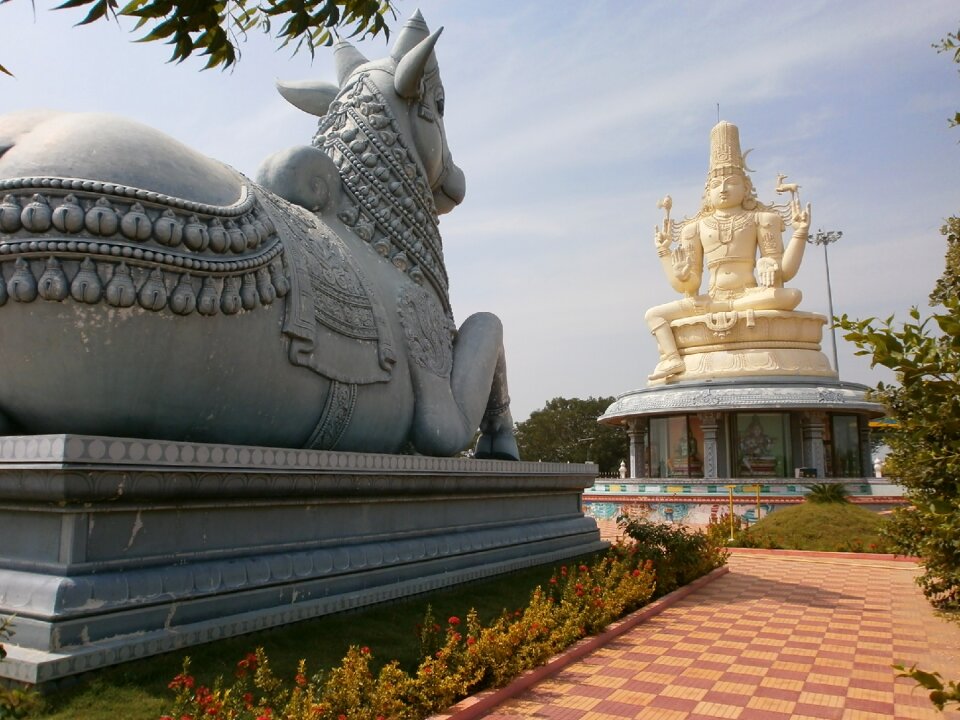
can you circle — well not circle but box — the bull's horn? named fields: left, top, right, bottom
left=276, top=80, right=340, bottom=118
left=394, top=27, right=442, bottom=100
left=390, top=9, right=430, bottom=62
left=334, top=41, right=369, bottom=87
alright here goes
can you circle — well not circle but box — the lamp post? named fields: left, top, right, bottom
left=807, top=229, right=843, bottom=375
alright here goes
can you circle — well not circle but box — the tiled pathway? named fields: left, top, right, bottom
left=452, top=551, right=960, bottom=719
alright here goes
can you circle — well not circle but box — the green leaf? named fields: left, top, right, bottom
left=54, top=0, right=95, bottom=8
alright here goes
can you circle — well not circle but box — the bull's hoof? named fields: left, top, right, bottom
left=474, top=430, right=519, bottom=461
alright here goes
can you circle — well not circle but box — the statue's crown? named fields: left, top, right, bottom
left=708, top=121, right=745, bottom=178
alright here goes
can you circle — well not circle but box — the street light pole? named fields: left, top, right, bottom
left=808, top=229, right=843, bottom=375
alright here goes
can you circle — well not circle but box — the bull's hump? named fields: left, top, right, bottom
left=0, top=111, right=244, bottom=208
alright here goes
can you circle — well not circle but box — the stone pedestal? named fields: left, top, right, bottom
left=0, top=435, right=603, bottom=684
left=651, top=310, right=836, bottom=386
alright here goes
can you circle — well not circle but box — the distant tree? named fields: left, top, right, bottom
left=0, top=0, right=395, bottom=76
left=514, top=397, right=628, bottom=474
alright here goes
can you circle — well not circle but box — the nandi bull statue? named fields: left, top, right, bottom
left=0, top=11, right=519, bottom=459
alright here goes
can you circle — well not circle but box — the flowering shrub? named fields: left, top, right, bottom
left=0, top=616, right=40, bottom=719
left=160, top=537, right=723, bottom=720
left=617, top=517, right=728, bottom=595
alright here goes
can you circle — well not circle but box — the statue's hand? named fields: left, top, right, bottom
left=792, top=202, right=812, bottom=233
left=671, top=245, right=692, bottom=281
left=757, top=256, right=779, bottom=287
left=654, top=221, right=672, bottom=256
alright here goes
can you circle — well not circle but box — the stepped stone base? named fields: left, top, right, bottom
left=0, top=435, right=603, bottom=684
left=651, top=310, right=837, bottom=385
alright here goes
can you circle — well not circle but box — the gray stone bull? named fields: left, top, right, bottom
left=0, top=12, right=519, bottom=459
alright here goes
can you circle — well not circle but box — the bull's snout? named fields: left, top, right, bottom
left=434, top=162, right=465, bottom=215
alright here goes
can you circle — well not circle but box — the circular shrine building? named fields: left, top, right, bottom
left=599, top=377, right=882, bottom=481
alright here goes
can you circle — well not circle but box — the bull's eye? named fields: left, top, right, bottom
left=435, top=90, right=445, bottom=117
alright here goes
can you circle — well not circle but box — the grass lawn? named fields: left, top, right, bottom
left=741, top=501, right=891, bottom=552
left=33, top=557, right=594, bottom=720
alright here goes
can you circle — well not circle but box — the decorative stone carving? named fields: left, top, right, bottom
left=600, top=379, right=881, bottom=421
left=625, top=418, right=647, bottom=479
left=697, top=412, right=720, bottom=479
left=801, top=411, right=827, bottom=477
left=398, top=283, right=454, bottom=377
left=0, top=11, right=518, bottom=460
left=0, top=178, right=288, bottom=316
left=644, top=121, right=834, bottom=385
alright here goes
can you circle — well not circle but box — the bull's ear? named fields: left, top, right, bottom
left=394, top=27, right=442, bottom=99
left=334, top=41, right=369, bottom=86
left=276, top=80, right=340, bottom=117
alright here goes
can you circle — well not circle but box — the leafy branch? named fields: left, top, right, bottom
left=894, top=663, right=960, bottom=711
left=934, top=27, right=960, bottom=127
left=0, top=0, right=395, bottom=75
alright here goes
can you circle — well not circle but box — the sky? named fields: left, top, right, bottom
left=2, top=1, right=958, bottom=422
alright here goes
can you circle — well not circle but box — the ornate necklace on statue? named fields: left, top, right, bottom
left=703, top=211, right=752, bottom=245
left=312, top=72, right=451, bottom=316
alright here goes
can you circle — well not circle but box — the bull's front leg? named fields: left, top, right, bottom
left=406, top=310, right=518, bottom=460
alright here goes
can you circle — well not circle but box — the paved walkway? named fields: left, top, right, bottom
left=444, top=551, right=960, bottom=719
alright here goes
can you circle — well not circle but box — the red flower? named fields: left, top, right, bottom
left=631, top=569, right=641, bottom=577
left=579, top=564, right=589, bottom=572
left=560, top=566, right=567, bottom=576
left=296, top=673, right=307, bottom=687
left=448, top=616, right=461, bottom=626
left=168, top=673, right=196, bottom=691
left=237, top=652, right=259, bottom=673
left=549, top=577, right=557, bottom=585
left=466, top=636, right=476, bottom=646
left=360, top=646, right=371, bottom=655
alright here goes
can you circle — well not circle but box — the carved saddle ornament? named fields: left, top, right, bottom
left=0, top=109, right=394, bottom=387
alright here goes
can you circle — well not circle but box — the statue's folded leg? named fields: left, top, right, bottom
left=408, top=311, right=518, bottom=459
left=646, top=314, right=685, bottom=381
left=473, top=342, right=519, bottom=461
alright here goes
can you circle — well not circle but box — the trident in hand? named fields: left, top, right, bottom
left=657, top=194, right=673, bottom=238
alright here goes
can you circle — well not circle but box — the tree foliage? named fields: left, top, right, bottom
left=935, top=26, right=960, bottom=128
left=838, top=217, right=960, bottom=611
left=837, top=26, right=960, bottom=612
left=0, top=0, right=395, bottom=76
left=514, top=397, right=628, bottom=474
left=837, top=25, right=960, bottom=709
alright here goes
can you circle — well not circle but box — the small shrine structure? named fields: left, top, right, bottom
left=598, top=122, right=888, bottom=505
